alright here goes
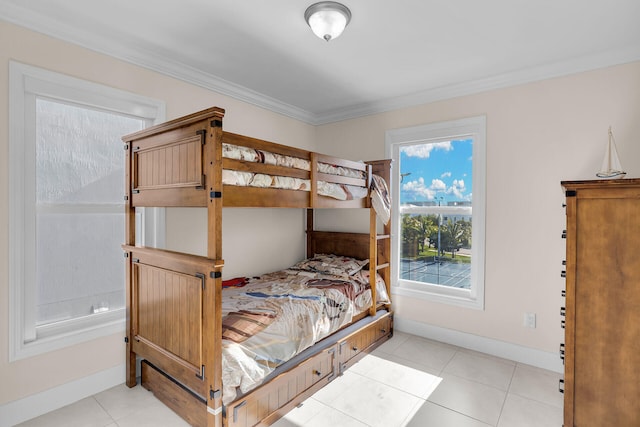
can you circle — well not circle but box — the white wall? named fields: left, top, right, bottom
left=166, top=207, right=307, bottom=278
left=316, top=61, right=640, bottom=356
left=0, top=21, right=315, bottom=414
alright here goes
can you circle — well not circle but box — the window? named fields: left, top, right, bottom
left=386, top=116, right=486, bottom=309
left=9, top=62, right=165, bottom=360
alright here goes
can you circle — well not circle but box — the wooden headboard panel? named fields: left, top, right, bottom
left=307, top=230, right=384, bottom=262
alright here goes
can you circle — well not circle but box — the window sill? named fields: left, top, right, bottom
left=392, top=284, right=484, bottom=310
left=11, top=310, right=125, bottom=361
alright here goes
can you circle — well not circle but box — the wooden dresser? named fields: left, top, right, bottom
left=561, top=179, right=640, bottom=426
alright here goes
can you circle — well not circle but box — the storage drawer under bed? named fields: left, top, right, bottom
left=226, top=311, right=393, bottom=427
left=226, top=344, right=337, bottom=427
left=338, top=311, right=393, bottom=373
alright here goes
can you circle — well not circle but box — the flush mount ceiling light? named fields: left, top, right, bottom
left=304, top=1, right=352, bottom=42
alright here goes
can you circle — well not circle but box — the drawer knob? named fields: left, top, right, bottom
left=380, top=328, right=387, bottom=333
left=313, top=369, right=322, bottom=377
left=352, top=346, right=358, bottom=352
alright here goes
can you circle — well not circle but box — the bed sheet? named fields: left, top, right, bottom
left=220, top=266, right=388, bottom=404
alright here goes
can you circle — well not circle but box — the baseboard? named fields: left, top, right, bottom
left=394, top=316, right=564, bottom=373
left=0, top=364, right=126, bottom=427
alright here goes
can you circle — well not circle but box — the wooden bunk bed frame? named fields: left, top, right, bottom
left=121, top=106, right=392, bottom=427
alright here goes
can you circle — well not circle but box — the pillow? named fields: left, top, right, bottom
left=289, top=254, right=368, bottom=277
left=222, top=277, right=248, bottom=288
left=351, top=269, right=391, bottom=304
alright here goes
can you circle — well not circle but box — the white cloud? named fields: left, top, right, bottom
left=401, top=141, right=453, bottom=158
left=429, top=178, right=447, bottom=192
left=403, top=176, right=471, bottom=201
left=447, top=179, right=466, bottom=199
left=441, top=171, right=451, bottom=178
left=402, top=177, right=436, bottom=200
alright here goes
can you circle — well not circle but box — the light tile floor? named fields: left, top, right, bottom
left=16, top=332, right=563, bottom=427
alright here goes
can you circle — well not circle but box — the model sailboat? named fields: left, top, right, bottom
left=596, top=126, right=626, bottom=179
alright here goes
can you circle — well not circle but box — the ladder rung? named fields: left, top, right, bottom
left=376, top=262, right=390, bottom=270
left=376, top=234, right=390, bottom=240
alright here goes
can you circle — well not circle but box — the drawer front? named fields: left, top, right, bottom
left=227, top=345, right=337, bottom=427
left=338, top=313, right=392, bottom=365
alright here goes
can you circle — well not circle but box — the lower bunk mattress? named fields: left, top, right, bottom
left=220, top=253, right=390, bottom=404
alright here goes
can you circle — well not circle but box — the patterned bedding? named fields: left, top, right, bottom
left=220, top=255, right=389, bottom=404
left=222, top=143, right=365, bottom=178
left=222, top=143, right=369, bottom=201
left=222, top=143, right=392, bottom=222
left=370, top=174, right=391, bottom=225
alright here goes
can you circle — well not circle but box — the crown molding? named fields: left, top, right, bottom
left=313, top=44, right=640, bottom=124
left=0, top=2, right=315, bottom=123
left=2, top=2, right=639, bottom=126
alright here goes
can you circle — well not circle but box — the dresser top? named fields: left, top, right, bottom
left=562, top=178, right=640, bottom=189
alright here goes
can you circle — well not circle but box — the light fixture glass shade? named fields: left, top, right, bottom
left=305, top=2, right=351, bottom=42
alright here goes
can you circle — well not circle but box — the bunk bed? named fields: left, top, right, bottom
left=121, top=106, right=393, bottom=427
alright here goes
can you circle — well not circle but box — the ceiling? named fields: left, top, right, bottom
left=2, top=0, right=640, bottom=124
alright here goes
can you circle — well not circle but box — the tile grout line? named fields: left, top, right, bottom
left=431, top=348, right=513, bottom=427
left=493, top=361, right=517, bottom=427
left=307, top=397, right=375, bottom=427
left=425, top=401, right=495, bottom=427
left=508, top=362, right=564, bottom=409
left=92, top=396, right=118, bottom=426
left=349, top=356, right=443, bottom=401
left=397, top=398, right=427, bottom=427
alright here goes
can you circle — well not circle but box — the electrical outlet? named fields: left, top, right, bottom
left=523, top=312, right=536, bottom=328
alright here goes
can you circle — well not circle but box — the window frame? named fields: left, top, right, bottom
left=385, top=116, right=486, bottom=310
left=8, top=61, right=166, bottom=360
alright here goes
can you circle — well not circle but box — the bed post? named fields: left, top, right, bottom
left=369, top=207, right=378, bottom=316
left=306, top=208, right=314, bottom=257
left=123, top=137, right=136, bottom=388
left=309, top=153, right=318, bottom=208
left=204, top=112, right=225, bottom=427
left=366, top=159, right=392, bottom=311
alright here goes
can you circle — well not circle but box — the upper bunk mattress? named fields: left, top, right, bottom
left=222, top=142, right=368, bottom=201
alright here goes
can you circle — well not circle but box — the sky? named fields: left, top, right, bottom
left=400, top=139, right=473, bottom=204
